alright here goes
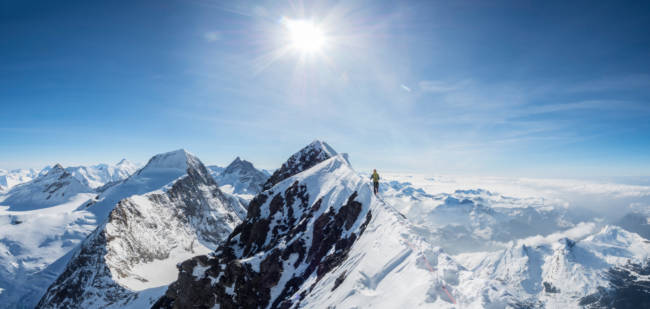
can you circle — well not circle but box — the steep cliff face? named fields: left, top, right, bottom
left=36, top=151, right=246, bottom=309
left=262, top=140, right=336, bottom=191
left=154, top=142, right=465, bottom=309
left=155, top=152, right=372, bottom=309
left=81, top=149, right=200, bottom=222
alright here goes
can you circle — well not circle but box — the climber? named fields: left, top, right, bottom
left=371, top=169, right=380, bottom=195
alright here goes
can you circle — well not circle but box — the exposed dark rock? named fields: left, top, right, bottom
left=543, top=281, right=560, bottom=293
left=156, top=180, right=371, bottom=309
left=579, top=260, right=650, bottom=308
left=262, top=141, right=335, bottom=191
left=332, top=272, right=347, bottom=291
left=37, top=154, right=244, bottom=309
left=214, top=157, right=269, bottom=195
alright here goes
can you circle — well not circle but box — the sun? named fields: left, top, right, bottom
left=282, top=18, right=327, bottom=54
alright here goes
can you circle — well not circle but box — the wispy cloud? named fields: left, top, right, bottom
left=400, top=84, right=411, bottom=92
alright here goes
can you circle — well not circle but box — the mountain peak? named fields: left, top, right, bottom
left=262, top=140, right=338, bottom=190
left=215, top=157, right=268, bottom=196
left=307, top=140, right=337, bottom=157
left=45, top=164, right=68, bottom=178
left=223, top=157, right=256, bottom=174
left=141, top=149, right=197, bottom=171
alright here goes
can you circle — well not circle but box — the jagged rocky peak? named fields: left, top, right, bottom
left=46, top=163, right=68, bottom=177
left=262, top=140, right=337, bottom=190
left=212, top=156, right=269, bottom=198
left=224, top=156, right=255, bottom=174
left=154, top=145, right=372, bottom=309
left=36, top=150, right=247, bottom=309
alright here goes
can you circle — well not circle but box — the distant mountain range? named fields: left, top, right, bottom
left=0, top=141, right=648, bottom=308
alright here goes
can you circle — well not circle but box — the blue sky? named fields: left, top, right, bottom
left=1, top=0, right=649, bottom=177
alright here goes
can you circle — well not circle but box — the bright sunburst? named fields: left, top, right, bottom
left=282, top=18, right=327, bottom=55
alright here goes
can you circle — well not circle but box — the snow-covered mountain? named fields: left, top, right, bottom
left=36, top=150, right=247, bottom=309
left=0, top=150, right=243, bottom=309
left=154, top=141, right=650, bottom=309
left=454, top=225, right=650, bottom=308
left=0, top=164, right=97, bottom=309
left=381, top=182, right=576, bottom=253
left=2, top=142, right=649, bottom=308
left=81, top=149, right=205, bottom=222
left=213, top=156, right=269, bottom=199
left=207, top=165, right=225, bottom=179
left=153, top=141, right=465, bottom=308
left=0, top=168, right=42, bottom=191
left=0, top=164, right=94, bottom=211
left=65, top=159, right=139, bottom=189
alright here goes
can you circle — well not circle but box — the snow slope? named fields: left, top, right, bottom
left=214, top=156, right=269, bottom=200
left=0, top=168, right=42, bottom=191
left=0, top=164, right=94, bottom=211
left=0, top=164, right=102, bottom=308
left=81, top=149, right=199, bottom=222
left=0, top=192, right=97, bottom=309
left=66, top=159, right=139, bottom=189
left=37, top=151, right=247, bottom=309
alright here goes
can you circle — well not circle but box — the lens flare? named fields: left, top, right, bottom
left=282, top=18, right=327, bottom=54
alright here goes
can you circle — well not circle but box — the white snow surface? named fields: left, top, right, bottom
left=0, top=168, right=42, bottom=191
left=66, top=159, right=139, bottom=189
left=0, top=165, right=94, bottom=211
left=273, top=156, right=465, bottom=308
left=0, top=192, right=97, bottom=308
